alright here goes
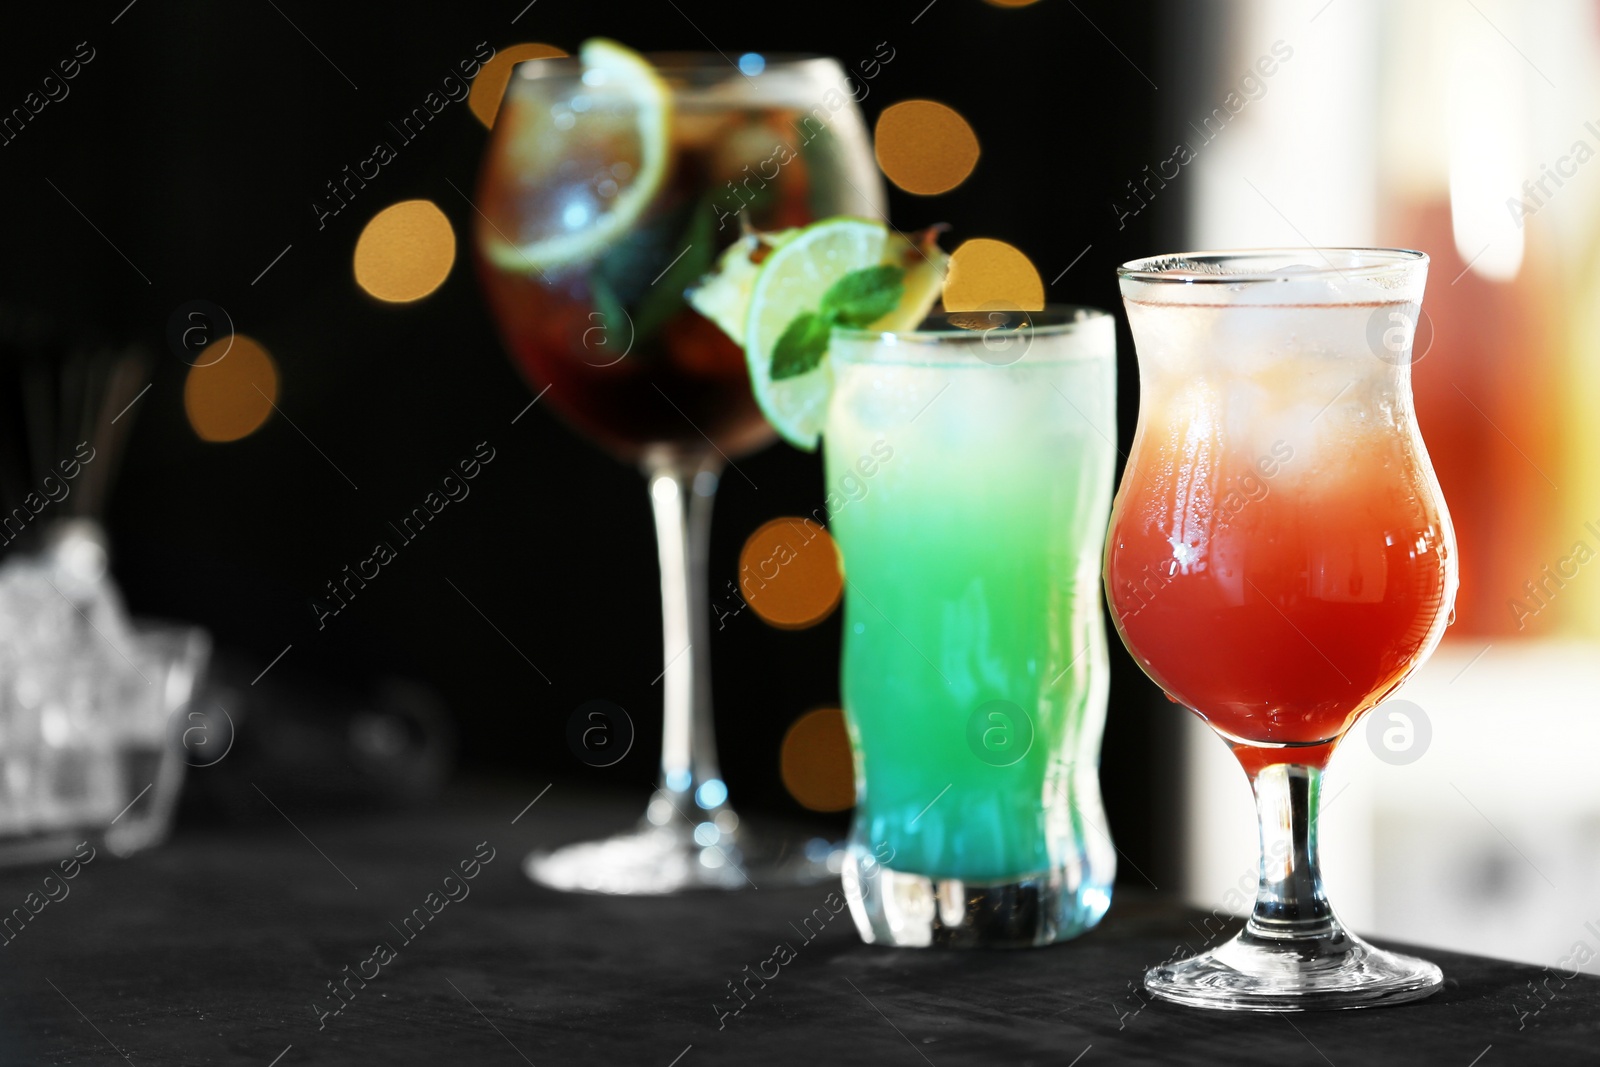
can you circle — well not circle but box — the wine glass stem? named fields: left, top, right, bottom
left=1247, top=762, right=1336, bottom=941
left=644, top=450, right=726, bottom=815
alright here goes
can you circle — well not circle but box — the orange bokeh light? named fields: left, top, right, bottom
left=874, top=99, right=980, bottom=196
left=353, top=200, right=456, bottom=303
left=943, top=238, right=1046, bottom=312
left=184, top=334, right=278, bottom=443
left=780, top=708, right=856, bottom=813
left=738, top=517, right=843, bottom=630
left=469, top=43, right=569, bottom=128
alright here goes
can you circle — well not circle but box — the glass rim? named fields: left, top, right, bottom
left=830, top=305, right=1112, bottom=344
left=512, top=53, right=843, bottom=82
left=1117, top=247, right=1428, bottom=285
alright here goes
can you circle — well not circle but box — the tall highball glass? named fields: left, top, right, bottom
left=1107, top=249, right=1457, bottom=1008
left=828, top=309, right=1118, bottom=947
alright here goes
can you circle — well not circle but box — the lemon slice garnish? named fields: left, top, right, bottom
left=481, top=38, right=671, bottom=273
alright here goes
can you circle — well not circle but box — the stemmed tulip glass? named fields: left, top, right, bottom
left=1106, top=249, right=1457, bottom=1009
left=473, top=51, right=882, bottom=893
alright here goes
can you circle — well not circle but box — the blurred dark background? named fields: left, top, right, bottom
left=0, top=0, right=1185, bottom=886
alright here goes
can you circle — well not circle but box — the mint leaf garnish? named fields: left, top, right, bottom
left=587, top=272, right=629, bottom=357
left=821, top=264, right=904, bottom=326
left=770, top=311, right=833, bottom=380
left=634, top=195, right=716, bottom=341
left=768, top=264, right=906, bottom=380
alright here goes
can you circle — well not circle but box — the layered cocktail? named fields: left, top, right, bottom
left=828, top=310, right=1119, bottom=947
left=1108, top=249, right=1457, bottom=1008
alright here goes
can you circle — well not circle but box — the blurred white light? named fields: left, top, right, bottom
left=1447, top=1, right=1526, bottom=283
left=647, top=796, right=674, bottom=825
left=1186, top=0, right=1379, bottom=249
left=695, top=778, right=728, bottom=809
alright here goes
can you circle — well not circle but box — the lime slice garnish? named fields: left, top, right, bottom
left=741, top=219, right=947, bottom=451
left=480, top=38, right=670, bottom=272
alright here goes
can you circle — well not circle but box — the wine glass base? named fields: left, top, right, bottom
left=1145, top=928, right=1443, bottom=1012
left=524, top=819, right=838, bottom=895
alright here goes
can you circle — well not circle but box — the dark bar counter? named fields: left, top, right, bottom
left=0, top=784, right=1592, bottom=1065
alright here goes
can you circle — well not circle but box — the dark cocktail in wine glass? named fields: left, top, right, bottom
left=474, top=41, right=882, bottom=892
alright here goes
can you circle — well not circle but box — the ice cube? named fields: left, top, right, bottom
left=0, top=526, right=136, bottom=839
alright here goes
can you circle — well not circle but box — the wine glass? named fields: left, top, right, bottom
left=1106, top=249, right=1457, bottom=1008
left=473, top=51, right=882, bottom=893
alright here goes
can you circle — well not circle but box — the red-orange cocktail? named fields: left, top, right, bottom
left=1105, top=300, right=1454, bottom=770
left=1108, top=249, right=1457, bottom=1010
